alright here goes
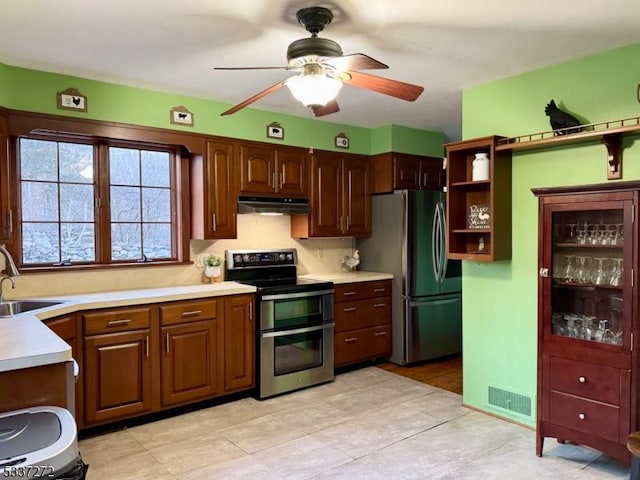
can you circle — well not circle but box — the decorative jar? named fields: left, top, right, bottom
left=472, top=153, right=490, bottom=181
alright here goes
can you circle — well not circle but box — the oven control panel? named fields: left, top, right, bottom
left=226, top=249, right=297, bottom=269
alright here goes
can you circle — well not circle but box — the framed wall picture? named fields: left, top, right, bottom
left=170, top=106, right=194, bottom=127
left=57, top=88, right=87, bottom=112
left=267, top=122, right=284, bottom=139
left=467, top=204, right=490, bottom=229
left=335, top=133, right=349, bottom=149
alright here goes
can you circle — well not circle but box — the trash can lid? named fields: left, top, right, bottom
left=0, top=411, right=61, bottom=460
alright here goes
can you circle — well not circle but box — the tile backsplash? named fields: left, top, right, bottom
left=8, top=215, right=355, bottom=298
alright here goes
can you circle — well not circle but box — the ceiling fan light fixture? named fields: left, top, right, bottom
left=286, top=72, right=342, bottom=108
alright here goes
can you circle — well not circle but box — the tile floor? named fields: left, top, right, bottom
left=78, top=367, right=629, bottom=479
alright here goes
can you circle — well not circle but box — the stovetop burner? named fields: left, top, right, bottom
left=225, top=248, right=333, bottom=295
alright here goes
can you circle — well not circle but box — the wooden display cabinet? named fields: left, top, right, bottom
left=445, top=136, right=511, bottom=261
left=532, top=181, right=640, bottom=465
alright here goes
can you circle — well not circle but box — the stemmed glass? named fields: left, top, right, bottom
left=592, top=258, right=609, bottom=285
left=609, top=258, right=623, bottom=287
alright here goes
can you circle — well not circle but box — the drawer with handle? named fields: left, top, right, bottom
left=83, top=307, right=151, bottom=335
left=549, top=356, right=621, bottom=405
left=334, top=280, right=391, bottom=302
left=335, top=297, right=391, bottom=332
left=335, top=324, right=392, bottom=367
left=160, top=299, right=218, bottom=326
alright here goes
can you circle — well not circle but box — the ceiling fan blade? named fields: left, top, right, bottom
left=214, top=66, right=291, bottom=71
left=343, top=71, right=424, bottom=102
left=220, top=80, right=288, bottom=116
left=324, top=53, right=388, bottom=71
left=312, top=99, right=340, bottom=117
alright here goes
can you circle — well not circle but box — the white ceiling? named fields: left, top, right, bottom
left=1, top=0, right=640, bottom=141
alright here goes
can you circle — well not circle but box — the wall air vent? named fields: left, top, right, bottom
left=488, top=386, right=532, bottom=417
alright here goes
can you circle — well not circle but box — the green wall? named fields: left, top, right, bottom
left=462, top=42, right=640, bottom=426
left=0, top=64, right=443, bottom=156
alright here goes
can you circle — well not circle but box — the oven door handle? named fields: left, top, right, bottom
left=260, top=289, right=334, bottom=301
left=261, top=322, right=335, bottom=338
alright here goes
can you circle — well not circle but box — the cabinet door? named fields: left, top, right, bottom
left=224, top=295, right=254, bottom=392
left=342, top=154, right=371, bottom=236
left=204, top=140, right=236, bottom=238
left=276, top=147, right=307, bottom=197
left=160, top=320, right=219, bottom=406
left=239, top=143, right=276, bottom=194
left=420, top=157, right=444, bottom=190
left=84, top=330, right=152, bottom=424
left=542, top=198, right=632, bottom=354
left=310, top=152, right=343, bottom=236
left=394, top=154, right=422, bottom=190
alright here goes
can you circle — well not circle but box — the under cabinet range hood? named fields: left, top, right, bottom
left=237, top=195, right=311, bottom=215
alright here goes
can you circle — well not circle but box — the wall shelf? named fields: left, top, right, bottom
left=495, top=116, right=640, bottom=180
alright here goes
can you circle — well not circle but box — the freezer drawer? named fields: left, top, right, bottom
left=404, top=293, right=461, bottom=363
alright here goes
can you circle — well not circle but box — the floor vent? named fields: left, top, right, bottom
left=488, top=386, right=532, bottom=417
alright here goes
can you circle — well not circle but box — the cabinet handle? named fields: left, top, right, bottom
left=374, top=331, right=388, bottom=336
left=343, top=307, right=357, bottom=312
left=181, top=310, right=202, bottom=318
left=373, top=303, right=386, bottom=308
left=339, top=216, right=344, bottom=231
left=539, top=268, right=549, bottom=278
left=346, top=215, right=350, bottom=230
left=280, top=172, right=283, bottom=189
left=166, top=333, right=170, bottom=354
left=578, top=376, right=586, bottom=383
left=578, top=413, right=586, bottom=420
left=423, top=172, right=428, bottom=187
left=342, top=291, right=357, bottom=296
left=344, top=337, right=358, bottom=343
left=145, top=335, right=149, bottom=358
left=373, top=288, right=386, bottom=292
left=249, top=302, right=253, bottom=321
left=107, top=319, right=131, bottom=327
left=211, top=213, right=217, bottom=232
left=272, top=172, right=277, bottom=189
left=5, top=209, right=12, bottom=236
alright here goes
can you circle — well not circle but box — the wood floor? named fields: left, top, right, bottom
left=377, top=354, right=462, bottom=395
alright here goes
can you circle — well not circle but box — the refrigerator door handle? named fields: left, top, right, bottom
left=431, top=202, right=441, bottom=282
left=435, top=201, right=444, bottom=283
left=438, top=201, right=448, bottom=283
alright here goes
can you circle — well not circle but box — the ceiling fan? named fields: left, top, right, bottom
left=215, top=6, right=425, bottom=117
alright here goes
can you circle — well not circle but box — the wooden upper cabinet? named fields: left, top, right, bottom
left=371, top=152, right=443, bottom=193
left=191, top=139, right=237, bottom=239
left=238, top=142, right=307, bottom=197
left=291, top=151, right=371, bottom=238
left=343, top=154, right=371, bottom=236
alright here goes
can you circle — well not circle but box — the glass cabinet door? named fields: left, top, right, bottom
left=547, top=203, right=630, bottom=348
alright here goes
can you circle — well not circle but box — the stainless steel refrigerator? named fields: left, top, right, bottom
left=357, top=190, right=462, bottom=365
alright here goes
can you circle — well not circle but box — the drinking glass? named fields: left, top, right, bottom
left=592, top=258, right=610, bottom=285
left=609, top=258, right=623, bottom=287
left=564, top=255, right=577, bottom=282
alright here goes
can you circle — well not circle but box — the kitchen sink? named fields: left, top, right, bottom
left=0, top=300, right=65, bottom=317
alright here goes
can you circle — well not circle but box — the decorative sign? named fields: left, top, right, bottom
left=467, top=204, right=490, bottom=229
left=266, top=122, right=284, bottom=139
left=335, top=132, right=349, bottom=149
left=170, top=106, right=194, bottom=127
left=57, top=88, right=87, bottom=112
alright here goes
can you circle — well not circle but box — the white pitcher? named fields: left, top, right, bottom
left=472, top=153, right=490, bottom=181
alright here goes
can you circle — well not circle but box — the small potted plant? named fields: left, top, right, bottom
left=204, top=254, right=222, bottom=282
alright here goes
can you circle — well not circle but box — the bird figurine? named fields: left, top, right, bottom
left=341, top=250, right=360, bottom=271
left=544, top=99, right=582, bottom=135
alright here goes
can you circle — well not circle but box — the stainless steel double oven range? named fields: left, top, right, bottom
left=226, top=249, right=335, bottom=399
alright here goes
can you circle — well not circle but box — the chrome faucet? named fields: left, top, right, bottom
left=0, top=244, right=19, bottom=277
left=0, top=276, right=15, bottom=303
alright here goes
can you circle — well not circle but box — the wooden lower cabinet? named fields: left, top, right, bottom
left=80, top=295, right=254, bottom=427
left=224, top=294, right=255, bottom=392
left=84, top=329, right=153, bottom=424
left=334, top=280, right=392, bottom=367
left=161, top=320, right=220, bottom=406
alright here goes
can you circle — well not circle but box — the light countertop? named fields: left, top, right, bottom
left=0, top=282, right=256, bottom=373
left=299, top=271, right=393, bottom=284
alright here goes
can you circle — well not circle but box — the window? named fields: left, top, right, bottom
left=18, top=137, right=180, bottom=268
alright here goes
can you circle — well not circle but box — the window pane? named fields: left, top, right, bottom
left=109, top=147, right=140, bottom=185
left=59, top=143, right=94, bottom=183
left=20, top=138, right=58, bottom=181
left=61, top=223, right=96, bottom=262
left=22, top=223, right=60, bottom=264
left=60, top=184, right=94, bottom=222
left=21, top=181, right=59, bottom=221
left=142, top=187, right=170, bottom=222
left=111, top=223, right=141, bottom=260
left=111, top=186, right=140, bottom=222
left=141, top=151, right=170, bottom=187
left=143, top=223, right=172, bottom=259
